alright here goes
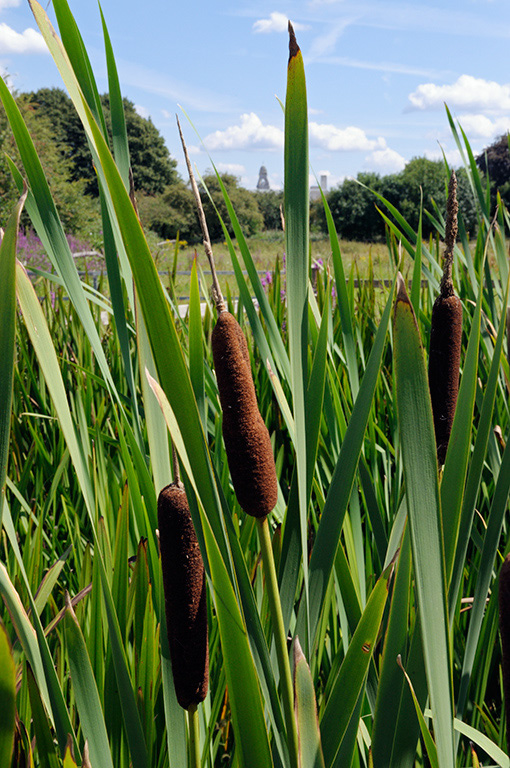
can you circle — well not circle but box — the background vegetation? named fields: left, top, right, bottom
left=1, top=85, right=504, bottom=252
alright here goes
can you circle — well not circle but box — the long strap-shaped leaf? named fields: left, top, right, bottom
left=320, top=561, right=393, bottom=768
left=0, top=620, right=15, bottom=767
left=297, top=277, right=395, bottom=652
left=0, top=188, right=26, bottom=529
left=64, top=594, right=114, bottom=768
left=15, top=264, right=148, bottom=768
left=456, top=431, right=510, bottom=718
left=320, top=189, right=359, bottom=397
left=285, top=25, right=311, bottom=652
left=449, top=272, right=509, bottom=613
left=393, top=274, right=454, bottom=768
left=370, top=525, right=412, bottom=765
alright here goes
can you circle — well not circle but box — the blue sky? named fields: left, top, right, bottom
left=2, top=0, right=510, bottom=192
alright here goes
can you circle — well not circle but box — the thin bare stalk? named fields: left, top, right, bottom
left=187, top=703, right=200, bottom=768
left=171, top=443, right=180, bottom=486
left=176, top=116, right=225, bottom=313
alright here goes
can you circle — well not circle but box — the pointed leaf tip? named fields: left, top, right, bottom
left=288, top=21, right=299, bottom=61
left=396, top=272, right=410, bottom=305
left=293, top=636, right=304, bottom=670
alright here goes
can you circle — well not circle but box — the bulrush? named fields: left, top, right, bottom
left=499, top=554, right=510, bottom=754
left=157, top=482, right=208, bottom=710
left=177, top=114, right=278, bottom=519
left=212, top=310, right=278, bottom=518
left=428, top=170, right=463, bottom=465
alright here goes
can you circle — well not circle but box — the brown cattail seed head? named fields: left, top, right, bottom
left=157, top=483, right=208, bottom=710
left=428, top=168, right=462, bottom=465
left=499, top=554, right=510, bottom=755
left=428, top=294, right=462, bottom=465
left=212, top=311, right=278, bottom=518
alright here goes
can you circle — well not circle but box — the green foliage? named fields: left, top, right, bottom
left=137, top=183, right=199, bottom=242
left=24, top=88, right=179, bottom=196
left=0, top=94, right=101, bottom=239
left=476, top=133, right=510, bottom=212
left=256, top=189, right=284, bottom=231
left=312, top=159, right=477, bottom=241
left=200, top=172, right=264, bottom=241
left=476, top=133, right=510, bottom=188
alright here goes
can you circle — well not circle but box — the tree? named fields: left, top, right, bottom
left=25, top=87, right=179, bottom=195
left=0, top=94, right=101, bottom=240
left=476, top=134, right=510, bottom=189
left=137, top=184, right=200, bottom=242
left=199, top=173, right=264, bottom=241
left=476, top=134, right=510, bottom=214
left=256, top=190, right=284, bottom=231
left=314, top=158, right=477, bottom=242
left=313, top=172, right=385, bottom=241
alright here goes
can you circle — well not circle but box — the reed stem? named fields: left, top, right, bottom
left=188, top=703, right=200, bottom=768
left=257, top=515, right=299, bottom=768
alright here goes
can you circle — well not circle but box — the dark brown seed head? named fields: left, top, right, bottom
left=428, top=294, right=462, bottom=465
left=499, top=554, right=510, bottom=755
left=157, top=483, right=208, bottom=710
left=212, top=311, right=278, bottom=518
left=428, top=168, right=462, bottom=465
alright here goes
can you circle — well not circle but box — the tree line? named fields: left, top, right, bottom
left=1, top=86, right=508, bottom=245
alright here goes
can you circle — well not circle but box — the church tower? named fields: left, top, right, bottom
left=256, top=165, right=270, bottom=191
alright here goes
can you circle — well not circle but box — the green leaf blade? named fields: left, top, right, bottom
left=393, top=274, right=454, bottom=768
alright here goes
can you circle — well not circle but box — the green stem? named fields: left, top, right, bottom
left=257, top=515, right=299, bottom=768
left=188, top=703, right=200, bottom=768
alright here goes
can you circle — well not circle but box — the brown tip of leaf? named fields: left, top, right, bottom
left=293, top=636, right=305, bottom=670
left=396, top=272, right=410, bottom=306
left=82, top=741, right=92, bottom=768
left=288, top=22, right=299, bottom=61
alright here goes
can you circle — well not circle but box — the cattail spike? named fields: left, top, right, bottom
left=440, top=170, right=458, bottom=298
left=212, top=312, right=278, bottom=518
left=428, top=169, right=462, bottom=465
left=158, top=483, right=208, bottom=710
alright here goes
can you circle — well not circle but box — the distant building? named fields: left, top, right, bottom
left=256, top=165, right=270, bottom=191
left=310, top=174, right=328, bottom=201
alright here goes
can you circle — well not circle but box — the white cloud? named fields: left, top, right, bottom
left=455, top=113, right=510, bottom=140
left=203, top=113, right=283, bottom=151
left=309, top=121, right=385, bottom=151
left=0, top=23, right=47, bottom=54
left=253, top=12, right=308, bottom=34
left=216, top=162, right=246, bottom=176
left=365, top=147, right=406, bottom=173
left=408, top=75, right=510, bottom=113
left=0, top=0, right=21, bottom=8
